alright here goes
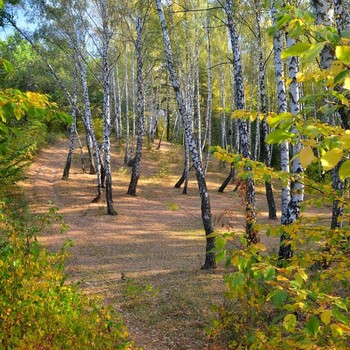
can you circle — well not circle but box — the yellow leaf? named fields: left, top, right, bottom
left=296, top=72, right=305, bottom=82
left=320, top=148, right=343, bottom=172
left=249, top=112, right=258, bottom=121
left=214, top=152, right=223, bottom=161
left=321, top=310, right=332, bottom=325
left=340, top=130, right=350, bottom=148
left=336, top=46, right=350, bottom=64
left=330, top=323, right=343, bottom=336
left=344, top=76, right=350, bottom=90
left=298, top=269, right=308, bottom=281
left=299, top=146, right=316, bottom=168
left=277, top=275, right=289, bottom=282
left=339, top=159, right=350, bottom=180
left=253, top=243, right=267, bottom=252
left=283, top=314, right=297, bottom=332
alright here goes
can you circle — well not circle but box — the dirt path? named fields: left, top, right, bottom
left=21, top=138, right=280, bottom=349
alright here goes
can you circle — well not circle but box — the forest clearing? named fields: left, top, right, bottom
left=1, top=0, right=350, bottom=349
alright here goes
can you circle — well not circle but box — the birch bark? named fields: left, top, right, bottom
left=111, top=68, right=120, bottom=140
left=271, top=0, right=290, bottom=224
left=255, top=0, right=277, bottom=219
left=62, top=52, right=78, bottom=180
left=314, top=0, right=345, bottom=229
left=127, top=14, right=144, bottom=196
left=203, top=11, right=212, bottom=176
left=278, top=35, right=304, bottom=262
left=100, top=0, right=116, bottom=215
left=124, top=48, right=130, bottom=165
left=195, top=19, right=202, bottom=161
left=79, top=55, right=103, bottom=201
left=225, top=0, right=259, bottom=244
left=156, top=0, right=216, bottom=269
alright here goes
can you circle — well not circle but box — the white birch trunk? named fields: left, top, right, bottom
left=271, top=0, right=290, bottom=224
left=220, top=69, right=227, bottom=151
left=195, top=20, right=202, bottom=161
left=62, top=51, right=78, bottom=180
left=225, top=0, right=259, bottom=244
left=156, top=0, right=216, bottom=269
left=314, top=0, right=346, bottom=229
left=203, top=11, right=212, bottom=175
left=127, top=14, right=144, bottom=196
left=255, top=0, right=277, bottom=219
left=116, top=64, right=123, bottom=139
left=124, top=48, right=130, bottom=164
left=334, top=0, right=343, bottom=34
left=344, top=0, right=350, bottom=30
left=100, top=0, right=116, bottom=215
left=278, top=35, right=304, bottom=261
left=79, top=55, right=103, bottom=200
left=130, top=51, right=136, bottom=159
left=111, top=68, right=119, bottom=140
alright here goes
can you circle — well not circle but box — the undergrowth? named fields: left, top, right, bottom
left=0, top=200, right=135, bottom=349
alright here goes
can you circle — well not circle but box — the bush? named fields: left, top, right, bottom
left=0, top=204, right=135, bottom=350
left=209, top=231, right=350, bottom=349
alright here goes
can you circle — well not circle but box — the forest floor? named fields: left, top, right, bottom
left=20, top=137, right=283, bottom=350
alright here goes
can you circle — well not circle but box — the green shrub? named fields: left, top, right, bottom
left=0, top=204, right=135, bottom=350
left=209, top=232, right=350, bottom=349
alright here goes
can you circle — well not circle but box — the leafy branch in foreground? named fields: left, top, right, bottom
left=209, top=16, right=350, bottom=350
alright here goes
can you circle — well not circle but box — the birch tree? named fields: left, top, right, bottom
left=224, top=0, right=259, bottom=244
left=127, top=7, right=147, bottom=196
left=203, top=10, right=212, bottom=175
left=254, top=0, right=277, bottom=219
left=271, top=0, right=290, bottom=224
left=62, top=52, right=78, bottom=180
left=156, top=0, right=216, bottom=269
left=313, top=0, right=347, bottom=229
left=99, top=0, right=116, bottom=215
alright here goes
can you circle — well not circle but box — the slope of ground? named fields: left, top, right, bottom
left=20, top=138, right=280, bottom=349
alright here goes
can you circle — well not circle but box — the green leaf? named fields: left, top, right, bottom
left=283, top=314, right=297, bottom=332
left=266, top=130, right=295, bottom=144
left=267, top=26, right=277, bottom=37
left=304, top=125, right=320, bottom=138
left=334, top=70, right=348, bottom=84
left=336, top=45, right=350, bottom=64
left=281, top=43, right=311, bottom=59
left=216, top=236, right=226, bottom=250
left=230, top=273, right=245, bottom=290
left=263, top=266, right=276, bottom=280
left=306, top=315, right=320, bottom=337
left=276, top=13, right=292, bottom=29
left=216, top=250, right=226, bottom=263
left=339, top=160, right=350, bottom=180
left=299, top=146, right=316, bottom=168
left=332, top=308, right=348, bottom=324
left=320, top=148, right=343, bottom=172
left=237, top=256, right=248, bottom=270
left=301, top=42, right=326, bottom=63
left=270, top=290, right=289, bottom=308
left=2, top=59, right=15, bottom=73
